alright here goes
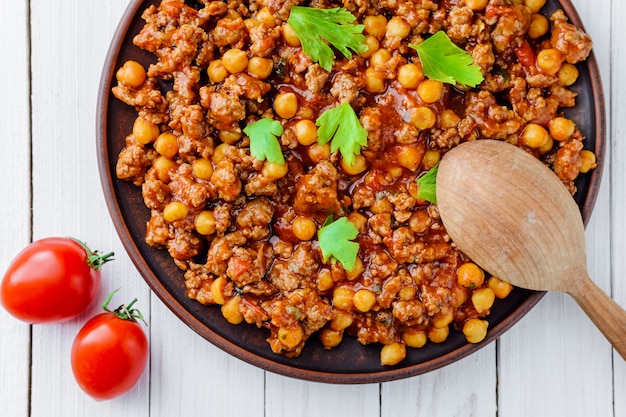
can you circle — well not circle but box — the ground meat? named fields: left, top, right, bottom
left=305, top=64, right=330, bottom=93
left=236, top=197, right=274, bottom=240
left=269, top=242, right=319, bottom=292
left=212, top=16, right=247, bottom=48
left=490, top=5, right=531, bottom=53
left=551, top=10, right=593, bottom=64
left=293, top=160, right=343, bottom=219
left=226, top=243, right=273, bottom=287
left=205, top=232, right=247, bottom=276
left=211, top=159, right=242, bottom=202
left=201, top=90, right=246, bottom=131
left=116, top=139, right=156, bottom=184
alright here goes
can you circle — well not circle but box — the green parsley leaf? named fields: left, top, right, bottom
left=316, top=102, right=368, bottom=167
left=317, top=216, right=360, bottom=272
left=243, top=118, right=285, bottom=164
left=416, top=163, right=439, bottom=204
left=411, top=31, right=484, bottom=88
left=287, top=6, right=368, bottom=71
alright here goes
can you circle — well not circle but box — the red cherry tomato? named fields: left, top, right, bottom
left=71, top=291, right=148, bottom=401
left=0, top=237, right=114, bottom=323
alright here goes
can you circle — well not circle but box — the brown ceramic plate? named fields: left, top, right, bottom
left=97, top=0, right=605, bottom=383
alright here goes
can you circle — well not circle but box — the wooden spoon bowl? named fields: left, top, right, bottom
left=437, top=139, right=626, bottom=360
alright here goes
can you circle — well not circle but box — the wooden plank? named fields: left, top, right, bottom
left=28, top=1, right=151, bottom=415
left=382, top=347, right=496, bottom=417
left=149, top=296, right=265, bottom=417
left=265, top=373, right=379, bottom=417
left=610, top=0, right=626, bottom=414
left=0, top=1, right=32, bottom=417
left=498, top=1, right=615, bottom=416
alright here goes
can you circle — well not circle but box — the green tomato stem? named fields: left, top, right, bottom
left=70, top=238, right=115, bottom=270
left=102, top=289, right=147, bottom=326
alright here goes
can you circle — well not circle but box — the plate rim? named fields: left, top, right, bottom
left=96, top=0, right=606, bottom=384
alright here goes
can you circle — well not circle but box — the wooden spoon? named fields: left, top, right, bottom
left=437, top=139, right=626, bottom=360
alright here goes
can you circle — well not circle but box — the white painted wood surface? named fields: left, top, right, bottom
left=0, top=1, right=622, bottom=416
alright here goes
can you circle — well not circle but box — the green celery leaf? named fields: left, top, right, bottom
left=411, top=31, right=484, bottom=87
left=287, top=6, right=368, bottom=71
left=317, top=216, right=360, bottom=272
left=416, top=163, right=439, bottom=204
left=316, top=102, right=368, bottom=167
left=243, top=118, right=285, bottom=164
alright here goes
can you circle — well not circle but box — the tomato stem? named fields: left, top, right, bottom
left=102, top=289, right=147, bottom=326
left=70, top=238, right=115, bottom=270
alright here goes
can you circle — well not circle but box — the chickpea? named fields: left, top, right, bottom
left=248, top=56, right=273, bottom=79
left=398, top=63, right=424, bottom=89
left=472, top=287, right=496, bottom=313
left=457, top=262, right=485, bottom=289
left=222, top=48, right=249, bottom=74
left=380, top=342, right=406, bottom=366
left=463, top=318, right=489, bottom=343
left=195, top=210, right=217, bottom=236
left=402, top=328, right=427, bottom=348
left=330, top=311, right=354, bottom=331
left=558, top=63, right=579, bottom=86
left=116, top=60, right=146, bottom=88
left=154, top=132, right=179, bottom=158
left=440, top=109, right=461, bottom=129
left=411, top=106, right=437, bottom=130
left=317, top=269, right=334, bottom=292
left=210, top=276, right=226, bottom=305
left=579, top=150, right=598, bottom=173
left=153, top=156, right=177, bottom=183
left=399, top=286, right=417, bottom=300
left=256, top=7, right=276, bottom=28
left=333, top=287, right=356, bottom=311
left=487, top=276, right=514, bottom=299
left=292, top=216, right=317, bottom=241
left=365, top=67, right=386, bottom=93
left=340, top=154, right=368, bottom=175
left=396, top=145, right=424, bottom=171
left=274, top=92, right=298, bottom=119
left=347, top=212, right=368, bottom=233
left=427, top=325, right=449, bottom=343
left=528, top=13, right=549, bottom=39
left=360, top=35, right=380, bottom=59
left=278, top=325, right=304, bottom=349
left=319, top=328, right=343, bottom=349
left=538, top=136, right=554, bottom=155
left=191, top=158, right=213, bottom=180
left=417, top=79, right=444, bottom=103
left=421, top=150, right=441, bottom=170
left=212, top=143, right=230, bottom=164
left=536, top=48, right=563, bottom=76
left=293, top=119, right=318, bottom=146
left=363, top=15, right=387, bottom=39
left=548, top=117, right=576, bottom=141
left=369, top=48, right=392, bottom=69
left=208, top=59, right=229, bottom=83
left=432, top=309, right=454, bottom=329
left=345, top=257, right=365, bottom=281
left=353, top=289, right=377, bottom=312
left=282, top=23, right=301, bottom=46
left=307, top=143, right=331, bottom=163
left=221, top=297, right=244, bottom=324
left=163, top=201, right=188, bottom=223
left=385, top=16, right=411, bottom=40
left=219, top=130, right=242, bottom=145
left=520, top=123, right=550, bottom=148
left=262, top=161, right=289, bottom=179
left=525, top=0, right=547, bottom=13
left=466, top=0, right=488, bottom=10
left=133, top=117, right=160, bottom=145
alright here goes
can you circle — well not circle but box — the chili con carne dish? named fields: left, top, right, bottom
left=112, top=0, right=596, bottom=365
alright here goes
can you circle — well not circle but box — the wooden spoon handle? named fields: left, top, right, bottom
left=568, top=275, right=626, bottom=361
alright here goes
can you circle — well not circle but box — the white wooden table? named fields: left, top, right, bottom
left=1, top=1, right=624, bottom=416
